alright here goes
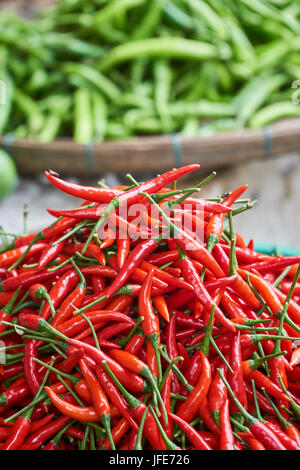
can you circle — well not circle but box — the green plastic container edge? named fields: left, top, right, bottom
left=254, top=242, right=300, bottom=257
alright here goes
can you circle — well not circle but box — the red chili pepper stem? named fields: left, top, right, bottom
left=148, top=406, right=180, bottom=450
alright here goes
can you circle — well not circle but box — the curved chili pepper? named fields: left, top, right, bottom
left=178, top=351, right=211, bottom=422
left=95, top=363, right=138, bottom=431
left=219, top=400, right=235, bottom=450
left=51, top=267, right=86, bottom=327
left=169, top=413, right=212, bottom=450
left=178, top=247, right=235, bottom=331
left=228, top=331, right=248, bottom=418
left=205, top=185, right=248, bottom=251
left=208, top=361, right=228, bottom=427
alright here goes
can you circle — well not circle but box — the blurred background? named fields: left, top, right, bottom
left=0, top=0, right=299, bottom=248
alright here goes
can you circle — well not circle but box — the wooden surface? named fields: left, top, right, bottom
left=2, top=118, right=300, bottom=176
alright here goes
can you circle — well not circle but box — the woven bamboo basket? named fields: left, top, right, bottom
left=0, top=118, right=300, bottom=176
left=1, top=1, right=300, bottom=176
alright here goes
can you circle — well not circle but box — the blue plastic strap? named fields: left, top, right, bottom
left=171, top=133, right=183, bottom=167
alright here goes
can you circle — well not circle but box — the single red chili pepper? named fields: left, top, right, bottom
left=102, top=361, right=166, bottom=450
left=178, top=351, right=211, bottom=422
left=44, top=387, right=99, bottom=421
left=198, top=397, right=221, bottom=437
left=29, top=413, right=55, bottom=434
left=45, top=171, right=123, bottom=202
left=20, top=415, right=71, bottom=450
left=218, top=369, right=287, bottom=450
left=0, top=264, right=71, bottom=292
left=0, top=243, right=48, bottom=269
left=24, top=339, right=40, bottom=395
left=0, top=287, right=21, bottom=334
left=117, top=236, right=130, bottom=270
left=178, top=247, right=235, bottom=331
left=40, top=268, right=79, bottom=320
left=51, top=266, right=86, bottom=327
left=228, top=331, right=248, bottom=418
left=1, top=405, right=33, bottom=451
left=124, top=334, right=145, bottom=355
left=101, top=418, right=130, bottom=450
left=138, top=269, right=162, bottom=380
left=0, top=377, right=31, bottom=407
left=205, top=185, right=248, bottom=252
left=237, top=433, right=266, bottom=450
left=95, top=363, right=138, bottom=431
left=38, top=237, right=66, bottom=270
left=79, top=358, right=115, bottom=448
left=152, top=295, right=170, bottom=322
left=169, top=412, right=212, bottom=450
left=208, top=360, right=228, bottom=427
left=219, top=399, right=235, bottom=450
left=165, top=315, right=180, bottom=393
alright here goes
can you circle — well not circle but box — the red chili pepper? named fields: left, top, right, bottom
left=205, top=185, right=248, bottom=251
left=178, top=352, right=211, bottom=422
left=219, top=400, right=235, bottom=450
left=178, top=247, right=235, bottom=331
left=208, top=361, right=228, bottom=427
left=169, top=413, right=212, bottom=450
left=228, top=331, right=248, bottom=417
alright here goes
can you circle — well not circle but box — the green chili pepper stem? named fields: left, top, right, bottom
left=148, top=406, right=179, bottom=450
left=142, top=366, right=168, bottom=425
left=160, top=346, right=193, bottom=393
left=202, top=304, right=215, bottom=356
left=210, top=336, right=234, bottom=373
left=134, top=406, right=148, bottom=450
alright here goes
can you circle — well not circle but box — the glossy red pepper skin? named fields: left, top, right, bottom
left=208, top=361, right=228, bottom=426
left=178, top=352, right=211, bottom=422
left=219, top=400, right=235, bottom=450
left=179, top=253, right=235, bottom=331
left=20, top=415, right=71, bottom=450
left=228, top=332, right=248, bottom=415
left=1, top=415, right=31, bottom=450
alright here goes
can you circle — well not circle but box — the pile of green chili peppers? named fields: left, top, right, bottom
left=1, top=0, right=300, bottom=144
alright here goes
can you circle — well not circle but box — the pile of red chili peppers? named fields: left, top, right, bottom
left=0, top=164, right=300, bottom=451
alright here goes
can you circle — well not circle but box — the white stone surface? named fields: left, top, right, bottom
left=0, top=153, right=299, bottom=248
